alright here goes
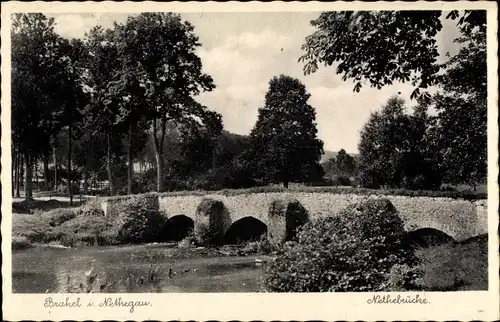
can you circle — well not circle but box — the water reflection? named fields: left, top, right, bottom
left=12, top=245, right=265, bottom=293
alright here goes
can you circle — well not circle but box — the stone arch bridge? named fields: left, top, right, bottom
left=102, top=192, right=488, bottom=245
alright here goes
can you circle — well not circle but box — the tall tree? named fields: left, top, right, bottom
left=358, top=97, right=440, bottom=189
left=54, top=38, right=88, bottom=204
left=178, top=108, right=223, bottom=177
left=245, top=75, right=324, bottom=188
left=84, top=25, right=123, bottom=195
left=117, top=13, right=216, bottom=192
left=11, top=13, right=67, bottom=199
left=432, top=11, right=487, bottom=189
left=105, top=65, right=149, bottom=194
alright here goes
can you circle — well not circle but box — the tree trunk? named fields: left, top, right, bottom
left=24, top=154, right=33, bottom=200
left=43, top=150, right=49, bottom=188
left=53, top=136, right=58, bottom=190
left=20, top=154, right=24, bottom=193
left=83, top=166, right=88, bottom=195
left=283, top=180, right=289, bottom=189
left=83, top=132, right=93, bottom=195
left=13, top=147, right=17, bottom=196
left=68, top=123, right=73, bottom=206
left=127, top=121, right=133, bottom=195
left=106, top=130, right=115, bottom=196
left=152, top=117, right=166, bottom=192
left=35, top=161, right=39, bottom=188
left=15, top=150, right=20, bottom=198
left=155, top=150, right=164, bottom=192
left=12, top=147, right=16, bottom=196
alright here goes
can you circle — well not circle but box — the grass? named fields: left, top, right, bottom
left=12, top=198, right=86, bottom=214
left=415, top=234, right=488, bottom=291
left=12, top=203, right=117, bottom=247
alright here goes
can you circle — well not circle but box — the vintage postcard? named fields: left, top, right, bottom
left=2, top=1, right=499, bottom=320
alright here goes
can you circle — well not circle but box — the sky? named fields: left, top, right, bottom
left=48, top=12, right=462, bottom=153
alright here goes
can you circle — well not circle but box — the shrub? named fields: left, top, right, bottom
left=12, top=200, right=34, bottom=214
left=179, top=229, right=195, bottom=248
left=38, top=208, right=78, bottom=227
left=332, top=175, right=352, bottom=186
left=117, top=178, right=141, bottom=195
left=194, top=222, right=215, bottom=247
left=386, top=264, right=423, bottom=291
left=359, top=165, right=383, bottom=189
left=241, top=236, right=275, bottom=255
left=55, top=215, right=117, bottom=246
left=264, top=198, right=418, bottom=292
left=78, top=198, right=105, bottom=217
left=257, top=235, right=276, bottom=255
left=111, top=196, right=167, bottom=244
left=194, top=198, right=230, bottom=246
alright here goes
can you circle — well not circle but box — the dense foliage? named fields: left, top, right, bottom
left=301, top=10, right=487, bottom=189
left=322, top=149, right=357, bottom=184
left=300, top=10, right=484, bottom=100
left=358, top=97, right=441, bottom=190
left=110, top=197, right=167, bottom=244
left=264, top=198, right=420, bottom=292
left=242, top=75, right=324, bottom=188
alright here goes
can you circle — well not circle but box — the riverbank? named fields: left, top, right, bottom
left=12, top=233, right=488, bottom=292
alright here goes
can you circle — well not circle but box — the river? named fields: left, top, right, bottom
left=12, top=244, right=266, bottom=293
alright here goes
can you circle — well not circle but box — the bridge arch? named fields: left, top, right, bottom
left=223, top=216, right=268, bottom=245
left=161, top=215, right=194, bottom=242
left=405, top=227, right=456, bottom=248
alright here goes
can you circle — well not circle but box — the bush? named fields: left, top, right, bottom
left=78, top=198, right=105, bottom=217
left=193, top=222, right=215, bottom=246
left=257, top=235, right=276, bottom=255
left=179, top=229, right=196, bottom=248
left=241, top=235, right=276, bottom=255
left=332, top=175, right=352, bottom=186
left=264, top=198, right=418, bottom=292
left=359, top=165, right=384, bottom=189
left=194, top=198, right=230, bottom=246
left=57, top=182, right=80, bottom=195
left=111, top=196, right=167, bottom=244
left=36, top=208, right=78, bottom=227
left=117, top=178, right=141, bottom=195
left=55, top=215, right=117, bottom=247
left=12, top=200, right=34, bottom=214
left=386, top=264, right=423, bottom=291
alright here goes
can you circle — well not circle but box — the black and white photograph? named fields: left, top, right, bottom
left=2, top=1, right=499, bottom=321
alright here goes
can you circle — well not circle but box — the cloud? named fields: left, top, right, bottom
left=51, top=13, right=129, bottom=39
left=196, top=28, right=416, bottom=152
